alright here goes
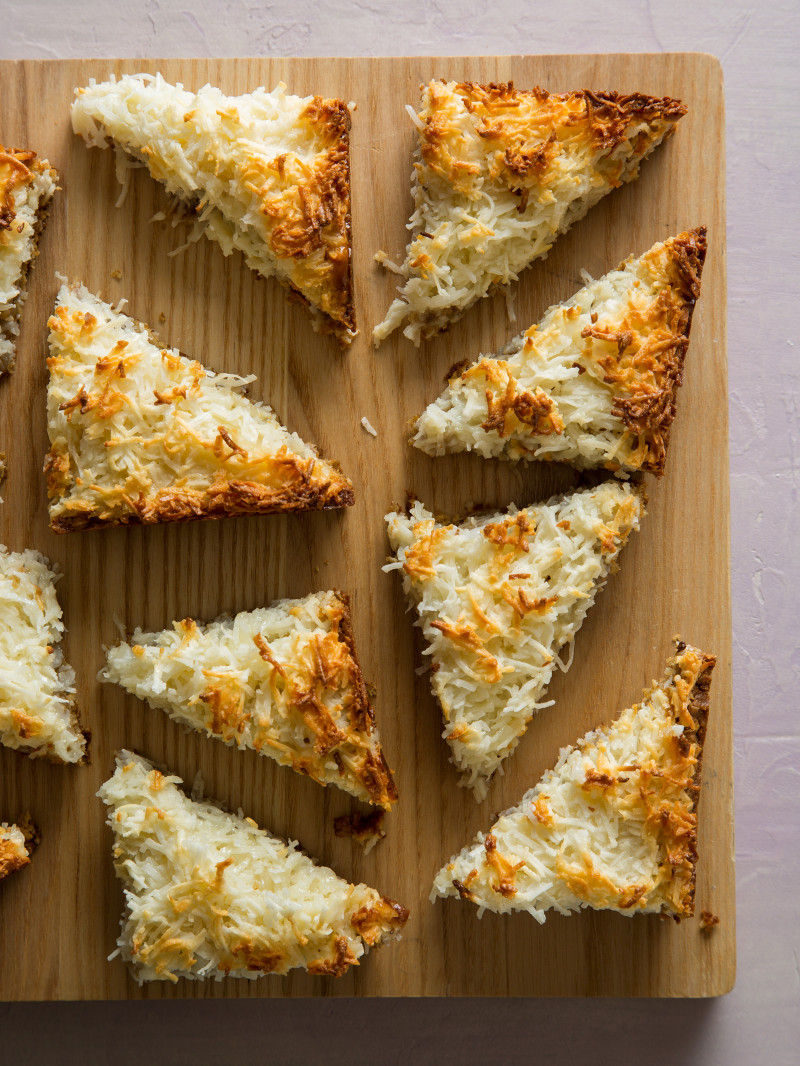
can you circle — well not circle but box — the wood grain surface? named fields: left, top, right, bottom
left=0, top=53, right=732, bottom=999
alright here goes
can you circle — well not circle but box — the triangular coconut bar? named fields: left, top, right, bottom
left=98, top=751, right=409, bottom=983
left=45, top=283, right=354, bottom=533
left=374, top=81, right=686, bottom=346
left=0, top=546, right=86, bottom=763
left=1, top=146, right=57, bottom=375
left=72, top=74, right=355, bottom=344
left=432, top=641, right=715, bottom=921
left=386, top=481, right=644, bottom=798
left=0, top=823, right=32, bottom=882
left=413, top=228, right=707, bottom=477
left=102, top=591, right=397, bottom=809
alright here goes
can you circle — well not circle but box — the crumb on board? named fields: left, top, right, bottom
left=361, top=416, right=378, bottom=437
left=15, top=815, right=40, bottom=852
left=374, top=250, right=404, bottom=275
left=334, top=809, right=386, bottom=853
left=504, top=286, right=516, bottom=322
left=700, top=910, right=720, bottom=933
left=158, top=312, right=167, bottom=322
left=110, top=269, right=122, bottom=279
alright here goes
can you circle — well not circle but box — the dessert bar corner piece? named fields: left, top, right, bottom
left=0, top=545, right=86, bottom=763
left=373, top=81, right=686, bottom=346
left=0, top=146, right=58, bottom=375
left=413, top=227, right=707, bottom=477
left=98, top=751, right=408, bottom=983
left=385, top=480, right=645, bottom=799
left=102, top=590, right=398, bottom=809
left=432, top=641, right=715, bottom=921
left=71, top=73, right=355, bottom=345
left=0, top=823, right=31, bottom=882
left=45, top=282, right=354, bottom=532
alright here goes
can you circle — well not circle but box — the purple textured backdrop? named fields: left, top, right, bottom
left=1, top=1, right=798, bottom=1063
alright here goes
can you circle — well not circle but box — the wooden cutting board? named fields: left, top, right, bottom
left=0, top=54, right=732, bottom=999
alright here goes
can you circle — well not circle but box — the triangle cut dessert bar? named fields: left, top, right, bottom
left=413, top=228, right=707, bottom=477
left=102, top=590, right=397, bottom=809
left=374, top=81, right=686, bottom=346
left=432, top=641, right=715, bottom=922
left=45, top=282, right=354, bottom=532
left=72, top=74, right=355, bottom=344
left=0, top=545, right=86, bottom=763
left=385, top=481, right=645, bottom=798
left=99, top=751, right=409, bottom=983
left=1, top=145, right=58, bottom=375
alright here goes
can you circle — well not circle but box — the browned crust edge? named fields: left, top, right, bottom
left=450, top=82, right=687, bottom=129
left=49, top=481, right=355, bottom=534
left=622, top=226, right=708, bottom=476
left=671, top=639, right=716, bottom=918
left=286, top=276, right=355, bottom=347
left=579, top=88, right=687, bottom=144
left=332, top=590, right=398, bottom=809
left=293, top=97, right=356, bottom=346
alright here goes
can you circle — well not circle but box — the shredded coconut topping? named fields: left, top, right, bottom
left=413, top=229, right=707, bottom=476
left=102, top=591, right=397, bottom=808
left=44, top=282, right=353, bottom=532
left=385, top=482, right=645, bottom=797
left=432, top=643, right=715, bottom=921
left=0, top=147, right=57, bottom=375
left=373, top=81, right=685, bottom=346
left=0, top=545, right=85, bottom=763
left=98, top=751, right=408, bottom=983
left=71, top=73, right=355, bottom=343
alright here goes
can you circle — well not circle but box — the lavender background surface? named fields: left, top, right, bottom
left=1, top=1, right=798, bottom=1063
